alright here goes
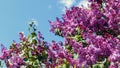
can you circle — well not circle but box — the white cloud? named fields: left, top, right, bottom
left=60, top=0, right=75, bottom=8
left=59, top=0, right=90, bottom=12
left=77, top=0, right=90, bottom=8
left=59, top=0, right=75, bottom=12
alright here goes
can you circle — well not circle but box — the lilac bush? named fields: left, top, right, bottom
left=1, top=0, right=120, bottom=68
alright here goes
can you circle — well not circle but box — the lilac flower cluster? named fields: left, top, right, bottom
left=1, top=0, right=120, bottom=68
left=49, top=0, right=120, bottom=67
left=0, top=22, right=49, bottom=68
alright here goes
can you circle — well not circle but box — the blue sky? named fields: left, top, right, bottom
left=0, top=0, right=88, bottom=48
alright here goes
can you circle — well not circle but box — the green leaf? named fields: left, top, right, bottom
left=74, top=35, right=82, bottom=42
left=93, top=64, right=104, bottom=68
left=0, top=61, right=1, bottom=66
left=27, top=35, right=31, bottom=40
left=55, top=28, right=62, bottom=36
left=76, top=26, right=81, bottom=35
left=117, top=35, right=120, bottom=39
left=104, top=60, right=110, bottom=68
left=32, top=39, right=37, bottom=45
left=31, top=32, right=37, bottom=38
left=62, top=59, right=70, bottom=68
left=24, top=58, right=28, bottom=61
left=29, top=56, right=37, bottom=62
left=82, top=64, right=84, bottom=68
left=61, top=63, right=70, bottom=68
left=27, top=65, right=36, bottom=68
left=37, top=55, right=43, bottom=61
left=33, top=60, right=39, bottom=65
left=42, top=52, right=48, bottom=59
left=34, top=28, right=37, bottom=31
left=65, top=62, right=70, bottom=68
left=67, top=45, right=72, bottom=51
left=29, top=22, right=34, bottom=27
left=73, top=53, right=78, bottom=59
left=97, top=58, right=106, bottom=64
left=37, top=51, right=48, bottom=61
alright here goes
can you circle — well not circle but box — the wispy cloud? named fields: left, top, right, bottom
left=60, top=0, right=75, bottom=8
left=59, top=0, right=75, bottom=12
left=77, top=0, right=90, bottom=8
left=59, top=0, right=90, bottom=12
